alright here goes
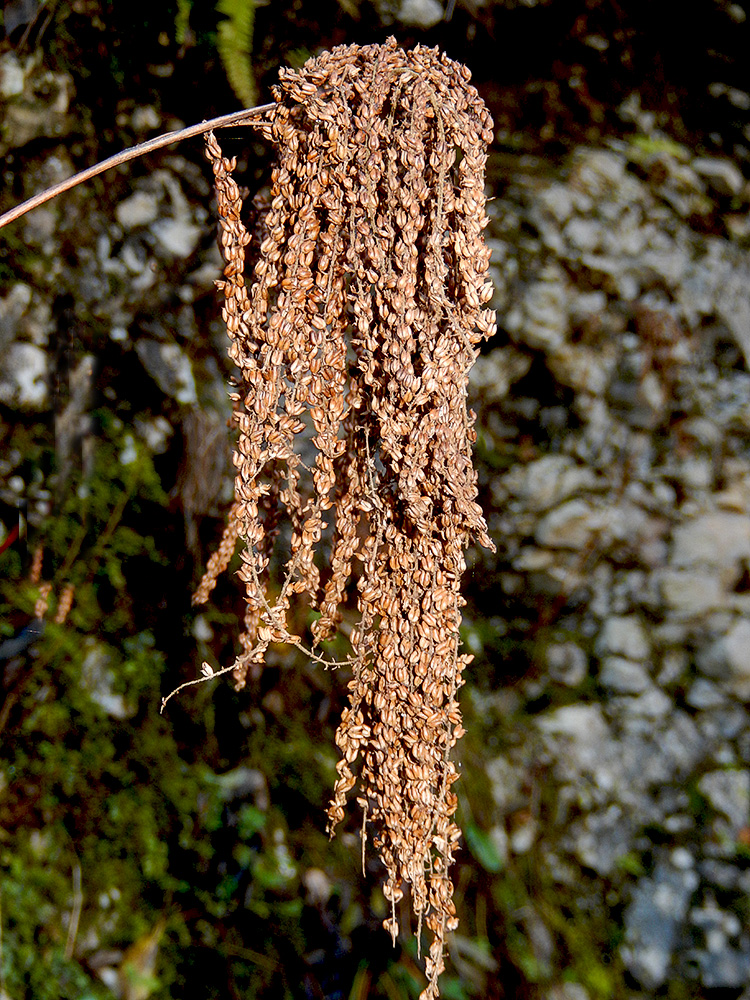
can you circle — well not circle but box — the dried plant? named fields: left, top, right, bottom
left=195, top=37, right=495, bottom=998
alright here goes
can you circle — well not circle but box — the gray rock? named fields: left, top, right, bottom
left=699, top=619, right=750, bottom=696
left=151, top=216, right=202, bottom=258
left=692, top=157, right=745, bottom=197
left=486, top=754, right=525, bottom=812
left=690, top=895, right=750, bottom=988
left=599, top=656, right=651, bottom=693
left=568, top=289, right=608, bottom=323
left=131, top=105, right=161, bottom=131
left=537, top=703, right=609, bottom=756
left=714, top=261, right=750, bottom=367
left=622, top=856, right=698, bottom=989
left=698, top=944, right=750, bottom=990
left=469, top=346, right=532, bottom=403
left=657, top=648, right=689, bottom=685
left=120, top=238, right=149, bottom=274
left=135, top=340, right=197, bottom=404
left=303, top=867, right=334, bottom=905
left=546, top=642, right=588, bottom=687
left=700, top=858, right=743, bottom=890
left=547, top=343, right=618, bottom=395
left=596, top=615, right=650, bottom=660
left=570, top=148, right=628, bottom=199
left=659, top=568, right=724, bottom=616
left=670, top=846, right=696, bottom=871
left=115, top=190, right=160, bottom=229
left=563, top=217, right=602, bottom=254
left=522, top=906, right=555, bottom=978
left=134, top=414, right=173, bottom=454
left=111, top=169, right=206, bottom=259
left=671, top=512, right=750, bottom=569
left=621, top=687, right=673, bottom=717
left=506, top=267, right=569, bottom=352
left=679, top=456, right=714, bottom=490
left=512, top=546, right=554, bottom=571
left=686, top=678, right=728, bottom=709
left=509, top=815, right=538, bottom=854
left=0, top=282, right=32, bottom=350
left=535, top=499, right=601, bottom=549
left=536, top=183, right=576, bottom=226
left=573, top=803, right=633, bottom=874
left=545, top=985, right=590, bottom=1000
left=698, top=769, right=750, bottom=832
left=0, top=58, right=73, bottom=149
left=80, top=644, right=133, bottom=720
left=504, top=455, right=597, bottom=512
left=397, top=0, right=443, bottom=27
left=656, top=712, right=707, bottom=775
left=191, top=614, right=213, bottom=641
left=213, top=766, right=267, bottom=804
left=472, top=138, right=750, bottom=995
left=0, top=50, right=24, bottom=97
left=0, top=342, right=48, bottom=408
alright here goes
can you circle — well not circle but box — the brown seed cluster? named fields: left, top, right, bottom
left=196, top=38, right=495, bottom=998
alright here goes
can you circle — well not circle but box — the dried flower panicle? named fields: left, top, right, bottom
left=29, top=544, right=44, bottom=585
left=53, top=582, right=76, bottom=626
left=197, top=38, right=495, bottom=998
left=34, top=581, right=53, bottom=621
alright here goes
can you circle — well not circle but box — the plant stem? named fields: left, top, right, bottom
left=0, top=103, right=275, bottom=231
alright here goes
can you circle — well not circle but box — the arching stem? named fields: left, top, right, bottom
left=0, top=103, right=275, bottom=231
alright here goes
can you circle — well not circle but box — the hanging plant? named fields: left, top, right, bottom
left=0, top=37, right=495, bottom=1000
left=193, top=39, right=495, bottom=997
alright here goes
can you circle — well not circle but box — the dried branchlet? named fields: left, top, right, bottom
left=197, top=38, right=495, bottom=998
left=27, top=549, right=75, bottom=625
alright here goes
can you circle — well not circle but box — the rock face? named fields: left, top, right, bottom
left=469, top=138, right=750, bottom=995
left=0, top=47, right=231, bottom=535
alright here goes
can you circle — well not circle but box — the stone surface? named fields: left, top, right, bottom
left=504, top=455, right=597, bottom=512
left=598, top=656, right=651, bottom=693
left=115, top=190, right=160, bottom=229
left=698, top=770, right=750, bottom=832
left=135, top=340, right=197, bottom=405
left=0, top=342, right=49, bottom=408
left=692, top=156, right=745, bottom=196
left=463, top=136, right=750, bottom=994
left=622, top=856, right=699, bottom=989
left=535, top=499, right=602, bottom=549
left=79, top=644, right=133, bottom=720
left=397, top=0, right=443, bottom=27
left=671, top=512, right=750, bottom=569
left=546, top=642, right=588, bottom=687
left=596, top=615, right=650, bottom=660
left=151, top=216, right=202, bottom=258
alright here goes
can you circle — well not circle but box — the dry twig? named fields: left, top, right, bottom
left=0, top=105, right=274, bottom=230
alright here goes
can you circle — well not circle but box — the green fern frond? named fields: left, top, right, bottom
left=174, top=0, right=193, bottom=46
left=337, top=0, right=361, bottom=18
left=216, top=0, right=257, bottom=109
left=286, top=47, right=313, bottom=70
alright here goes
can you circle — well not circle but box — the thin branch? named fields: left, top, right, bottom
left=0, top=103, right=275, bottom=231
left=64, top=860, right=83, bottom=961
left=160, top=659, right=245, bottom=713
